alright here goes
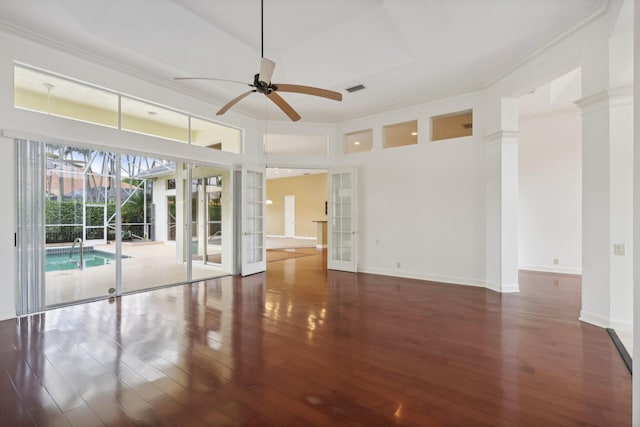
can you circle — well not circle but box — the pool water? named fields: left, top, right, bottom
left=46, top=250, right=128, bottom=272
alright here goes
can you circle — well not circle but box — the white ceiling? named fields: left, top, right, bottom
left=0, top=0, right=604, bottom=123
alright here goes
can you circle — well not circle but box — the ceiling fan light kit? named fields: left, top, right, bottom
left=174, top=0, right=342, bottom=122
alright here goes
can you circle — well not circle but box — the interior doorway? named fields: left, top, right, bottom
left=265, top=168, right=327, bottom=264
left=517, top=68, right=582, bottom=277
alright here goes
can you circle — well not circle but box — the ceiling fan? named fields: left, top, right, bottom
left=174, top=0, right=342, bottom=122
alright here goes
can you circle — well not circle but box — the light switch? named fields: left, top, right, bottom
left=613, top=243, right=625, bottom=256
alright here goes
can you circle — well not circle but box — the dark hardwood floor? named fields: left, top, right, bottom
left=0, top=250, right=631, bottom=426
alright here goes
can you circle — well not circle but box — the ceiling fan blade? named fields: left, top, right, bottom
left=258, top=57, right=276, bottom=83
left=174, top=77, right=252, bottom=86
left=266, top=91, right=301, bottom=121
left=216, top=90, right=256, bottom=115
left=274, top=84, right=343, bottom=101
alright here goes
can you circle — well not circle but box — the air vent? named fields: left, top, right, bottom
left=346, top=84, right=366, bottom=93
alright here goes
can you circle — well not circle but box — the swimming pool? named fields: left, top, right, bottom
left=45, top=247, right=130, bottom=272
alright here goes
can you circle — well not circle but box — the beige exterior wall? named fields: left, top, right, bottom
left=266, top=173, right=327, bottom=238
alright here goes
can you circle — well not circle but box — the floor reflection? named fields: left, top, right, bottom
left=1, top=253, right=631, bottom=426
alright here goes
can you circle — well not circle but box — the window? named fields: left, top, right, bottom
left=383, top=120, right=418, bottom=148
left=121, top=97, right=189, bottom=143
left=14, top=65, right=119, bottom=128
left=431, top=109, right=473, bottom=141
left=14, top=64, right=244, bottom=153
left=344, top=129, right=373, bottom=154
left=190, top=117, right=242, bottom=154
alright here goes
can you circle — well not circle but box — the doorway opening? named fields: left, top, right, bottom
left=265, top=168, right=327, bottom=264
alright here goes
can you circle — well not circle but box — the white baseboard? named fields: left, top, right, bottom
left=358, top=266, right=486, bottom=289
left=579, top=310, right=610, bottom=328
left=485, top=281, right=520, bottom=293
left=519, top=264, right=582, bottom=275
left=267, top=234, right=316, bottom=240
left=0, top=311, right=16, bottom=321
left=359, top=268, right=520, bottom=294
left=579, top=312, right=633, bottom=333
left=501, top=283, right=520, bottom=293
left=609, top=319, right=633, bottom=333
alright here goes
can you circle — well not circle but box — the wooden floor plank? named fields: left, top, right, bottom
left=0, top=252, right=631, bottom=426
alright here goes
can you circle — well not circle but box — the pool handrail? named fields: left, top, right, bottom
left=69, top=237, right=84, bottom=270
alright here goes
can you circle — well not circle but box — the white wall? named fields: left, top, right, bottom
left=337, top=95, right=487, bottom=287
left=518, top=110, right=582, bottom=274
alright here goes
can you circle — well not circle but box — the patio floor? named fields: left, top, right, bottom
left=45, top=241, right=227, bottom=306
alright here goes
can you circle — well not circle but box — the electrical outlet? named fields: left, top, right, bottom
left=396, top=262, right=401, bottom=268
left=613, top=244, right=625, bottom=256
left=553, top=258, right=559, bottom=265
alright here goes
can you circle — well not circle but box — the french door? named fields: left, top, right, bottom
left=328, top=168, right=357, bottom=272
left=241, top=166, right=266, bottom=276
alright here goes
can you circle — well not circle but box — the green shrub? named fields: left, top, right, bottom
left=45, top=197, right=149, bottom=243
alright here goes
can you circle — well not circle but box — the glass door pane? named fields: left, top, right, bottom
left=121, top=155, right=190, bottom=292
left=191, top=173, right=224, bottom=280
left=242, top=167, right=266, bottom=276
left=328, top=169, right=357, bottom=272
left=44, top=144, right=116, bottom=306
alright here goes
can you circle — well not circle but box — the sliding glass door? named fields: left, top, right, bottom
left=120, top=155, right=192, bottom=292
left=191, top=167, right=232, bottom=281
left=17, top=139, right=232, bottom=314
left=42, top=145, right=117, bottom=306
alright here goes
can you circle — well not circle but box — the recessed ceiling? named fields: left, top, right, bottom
left=0, top=0, right=604, bottom=122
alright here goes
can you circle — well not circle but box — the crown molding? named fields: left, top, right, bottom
left=485, top=130, right=521, bottom=143
left=484, top=0, right=611, bottom=89
left=575, top=85, right=633, bottom=111
left=519, top=105, right=581, bottom=122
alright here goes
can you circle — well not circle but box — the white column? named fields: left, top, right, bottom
left=485, top=129, right=521, bottom=293
left=577, top=31, right=634, bottom=332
